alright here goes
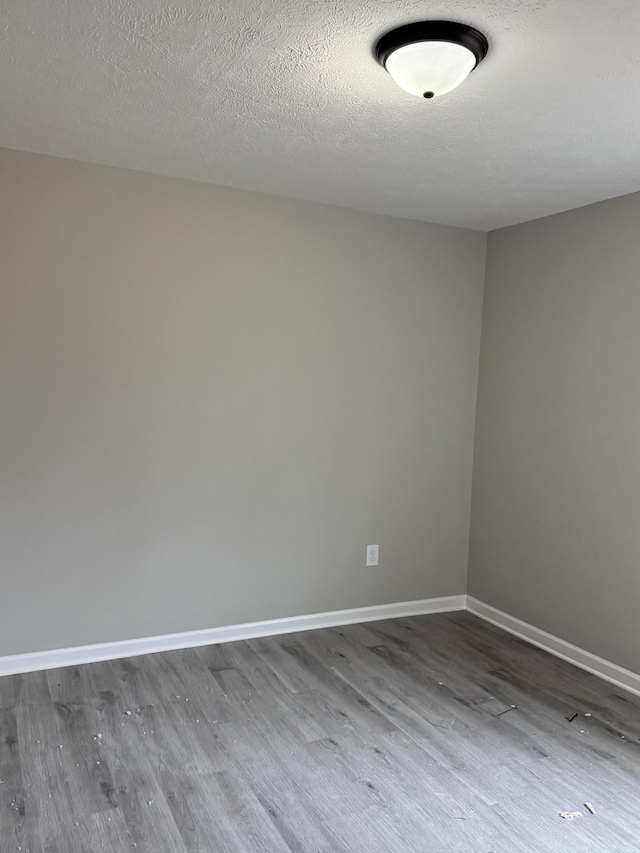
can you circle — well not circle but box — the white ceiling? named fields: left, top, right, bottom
left=1, top=0, right=640, bottom=231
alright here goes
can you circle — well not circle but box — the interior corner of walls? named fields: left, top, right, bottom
left=464, top=235, right=490, bottom=600
left=466, top=596, right=640, bottom=699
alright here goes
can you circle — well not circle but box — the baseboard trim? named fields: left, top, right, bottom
left=0, top=594, right=466, bottom=677
left=466, top=596, right=640, bottom=699
left=8, top=593, right=636, bottom=696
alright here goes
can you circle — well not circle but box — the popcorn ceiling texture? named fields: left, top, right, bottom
left=1, top=0, right=640, bottom=230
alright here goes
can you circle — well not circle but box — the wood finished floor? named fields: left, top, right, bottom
left=1, top=612, right=640, bottom=852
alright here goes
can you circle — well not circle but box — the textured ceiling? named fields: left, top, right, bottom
left=1, top=0, right=640, bottom=230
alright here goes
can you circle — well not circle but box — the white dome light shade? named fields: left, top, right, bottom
left=376, top=21, right=488, bottom=100
left=385, top=41, right=476, bottom=99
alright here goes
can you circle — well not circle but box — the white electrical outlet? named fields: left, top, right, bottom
left=366, top=544, right=379, bottom=567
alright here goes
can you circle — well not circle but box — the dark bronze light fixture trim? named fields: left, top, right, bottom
left=376, top=21, right=489, bottom=99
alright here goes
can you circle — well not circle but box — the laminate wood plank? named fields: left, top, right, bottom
left=245, top=777, right=343, bottom=853
left=0, top=707, right=26, bottom=853
left=161, top=769, right=291, bottom=853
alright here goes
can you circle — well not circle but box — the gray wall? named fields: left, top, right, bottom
left=469, top=191, right=640, bottom=673
left=0, top=148, right=486, bottom=655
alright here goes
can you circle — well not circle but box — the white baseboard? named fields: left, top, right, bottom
left=6, top=593, right=637, bottom=697
left=466, top=596, right=640, bottom=699
left=0, top=594, right=466, bottom=677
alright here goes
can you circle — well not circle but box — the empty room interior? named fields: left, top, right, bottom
left=2, top=2, right=640, bottom=851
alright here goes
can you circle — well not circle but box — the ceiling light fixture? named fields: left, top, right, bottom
left=376, top=21, right=488, bottom=100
